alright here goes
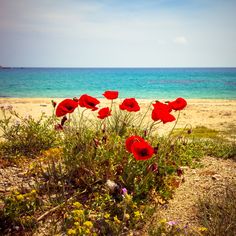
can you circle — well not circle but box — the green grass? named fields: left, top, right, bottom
left=173, top=126, right=222, bottom=139
left=0, top=110, right=60, bottom=159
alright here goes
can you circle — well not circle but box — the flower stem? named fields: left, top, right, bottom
left=168, top=110, right=181, bottom=139
left=138, top=101, right=154, bottom=128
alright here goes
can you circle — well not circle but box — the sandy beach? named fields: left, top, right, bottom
left=0, top=98, right=236, bottom=135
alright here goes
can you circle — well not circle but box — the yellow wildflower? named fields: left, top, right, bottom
left=134, top=211, right=142, bottom=220
left=159, top=218, right=167, bottom=224
left=83, top=221, right=93, bottom=228
left=74, top=222, right=80, bottom=227
left=198, top=227, right=208, bottom=232
left=67, top=228, right=77, bottom=235
left=104, top=213, right=110, bottom=219
left=31, top=190, right=37, bottom=195
left=84, top=228, right=91, bottom=234
left=73, top=202, right=82, bottom=209
left=114, top=216, right=121, bottom=224
left=72, top=209, right=84, bottom=216
left=16, top=194, right=24, bottom=201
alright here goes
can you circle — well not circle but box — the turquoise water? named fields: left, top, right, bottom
left=0, top=68, right=236, bottom=99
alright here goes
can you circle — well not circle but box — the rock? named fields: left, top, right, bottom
left=212, top=174, right=222, bottom=181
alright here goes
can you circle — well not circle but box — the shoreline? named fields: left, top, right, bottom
left=0, top=97, right=235, bottom=100
left=0, top=98, right=236, bottom=135
left=0, top=97, right=236, bottom=101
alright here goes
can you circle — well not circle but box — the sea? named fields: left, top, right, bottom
left=0, top=68, right=236, bottom=99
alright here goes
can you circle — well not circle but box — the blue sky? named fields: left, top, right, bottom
left=0, top=0, right=236, bottom=67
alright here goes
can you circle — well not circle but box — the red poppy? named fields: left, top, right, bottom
left=168, top=97, right=187, bottom=111
left=152, top=108, right=176, bottom=124
left=153, top=101, right=172, bottom=112
left=55, top=99, right=78, bottom=117
left=119, top=98, right=140, bottom=112
left=78, top=94, right=100, bottom=111
left=103, top=91, right=119, bottom=100
left=125, top=135, right=144, bottom=153
left=131, top=141, right=154, bottom=161
left=97, top=107, right=112, bottom=119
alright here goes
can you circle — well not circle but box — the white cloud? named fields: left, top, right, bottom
left=173, top=36, right=188, bottom=44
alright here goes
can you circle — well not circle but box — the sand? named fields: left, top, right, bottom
left=0, top=98, right=236, bottom=135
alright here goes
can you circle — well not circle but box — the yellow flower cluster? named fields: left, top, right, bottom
left=66, top=201, right=95, bottom=235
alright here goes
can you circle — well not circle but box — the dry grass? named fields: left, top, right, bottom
left=197, top=181, right=236, bottom=236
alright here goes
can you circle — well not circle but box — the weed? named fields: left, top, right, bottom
left=0, top=108, right=60, bottom=158
left=0, top=189, right=41, bottom=234
left=148, top=218, right=208, bottom=236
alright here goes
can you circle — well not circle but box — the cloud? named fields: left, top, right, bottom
left=173, top=36, right=188, bottom=45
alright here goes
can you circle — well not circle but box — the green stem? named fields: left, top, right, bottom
left=79, top=109, right=87, bottom=131
left=147, top=121, right=162, bottom=139
left=110, top=100, right=114, bottom=111
left=168, top=110, right=181, bottom=139
left=160, top=111, right=181, bottom=167
left=138, top=101, right=154, bottom=128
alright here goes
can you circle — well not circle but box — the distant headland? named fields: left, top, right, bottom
left=0, top=65, right=12, bottom=69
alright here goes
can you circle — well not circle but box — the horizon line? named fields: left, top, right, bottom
left=1, top=66, right=236, bottom=69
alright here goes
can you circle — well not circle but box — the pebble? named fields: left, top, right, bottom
left=212, top=174, right=222, bottom=181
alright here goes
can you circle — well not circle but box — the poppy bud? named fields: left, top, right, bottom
left=73, top=97, right=79, bottom=102
left=154, top=145, right=159, bottom=154
left=54, top=124, right=63, bottom=131
left=177, top=167, right=183, bottom=176
left=187, top=129, right=192, bottom=134
left=143, top=129, right=147, bottom=137
left=102, top=124, right=106, bottom=133
left=61, top=116, right=68, bottom=126
left=51, top=100, right=57, bottom=108
left=102, top=136, right=107, bottom=143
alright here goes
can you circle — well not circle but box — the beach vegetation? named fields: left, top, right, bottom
left=0, top=92, right=235, bottom=235
left=0, top=107, right=59, bottom=159
left=148, top=218, right=208, bottom=236
left=173, top=126, right=221, bottom=140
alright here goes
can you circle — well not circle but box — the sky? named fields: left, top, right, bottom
left=0, top=0, right=236, bottom=67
